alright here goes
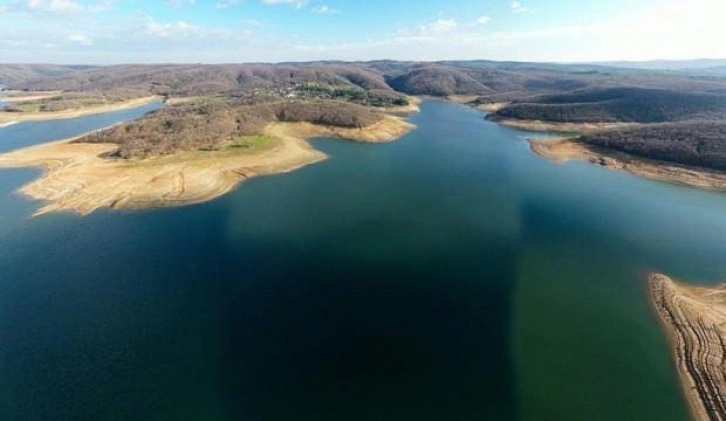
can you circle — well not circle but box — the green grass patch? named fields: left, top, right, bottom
left=14, top=103, right=41, bottom=112
left=229, top=134, right=272, bottom=149
left=188, top=95, right=229, bottom=105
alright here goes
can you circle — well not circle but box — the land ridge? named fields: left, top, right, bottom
left=648, top=273, right=726, bottom=421
left=0, top=96, right=162, bottom=124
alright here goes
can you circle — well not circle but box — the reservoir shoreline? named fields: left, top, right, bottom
left=648, top=273, right=726, bottom=421
left=0, top=114, right=414, bottom=216
left=527, top=137, right=726, bottom=190
left=0, top=96, right=162, bottom=124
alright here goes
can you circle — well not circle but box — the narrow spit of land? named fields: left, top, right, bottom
left=0, top=96, right=162, bottom=124
left=648, top=273, right=726, bottom=421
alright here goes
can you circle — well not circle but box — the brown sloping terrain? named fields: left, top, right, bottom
left=648, top=273, right=726, bottom=421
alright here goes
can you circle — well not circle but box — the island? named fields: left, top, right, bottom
left=648, top=273, right=726, bottom=420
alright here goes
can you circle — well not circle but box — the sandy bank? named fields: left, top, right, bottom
left=0, top=96, right=162, bottom=124
left=2, top=90, right=62, bottom=103
left=447, top=95, right=481, bottom=105
left=0, top=115, right=414, bottom=216
left=444, top=95, right=509, bottom=112
left=476, top=103, right=509, bottom=112
left=648, top=273, right=726, bottom=421
left=528, top=138, right=726, bottom=190
left=278, top=114, right=415, bottom=143
left=491, top=116, right=635, bottom=133
left=386, top=96, right=421, bottom=115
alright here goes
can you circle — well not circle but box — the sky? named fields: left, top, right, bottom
left=0, top=0, right=725, bottom=64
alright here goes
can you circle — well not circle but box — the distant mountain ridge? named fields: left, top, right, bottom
left=0, top=64, right=98, bottom=88
left=594, top=59, right=726, bottom=76
left=5, top=59, right=726, bottom=173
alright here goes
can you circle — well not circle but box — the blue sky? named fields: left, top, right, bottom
left=0, top=0, right=724, bottom=63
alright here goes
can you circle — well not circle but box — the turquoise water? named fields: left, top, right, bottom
left=2, top=100, right=724, bottom=420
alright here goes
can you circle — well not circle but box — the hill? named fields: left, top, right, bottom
left=12, top=61, right=726, bottom=103
left=0, top=64, right=96, bottom=87
left=578, top=121, right=726, bottom=171
left=13, top=63, right=392, bottom=97
left=493, top=87, right=726, bottom=123
left=78, top=100, right=383, bottom=159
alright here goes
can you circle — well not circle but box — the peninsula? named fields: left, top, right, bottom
left=0, top=99, right=414, bottom=215
left=0, top=92, right=162, bottom=124
left=648, top=273, right=726, bottom=421
left=481, top=87, right=726, bottom=189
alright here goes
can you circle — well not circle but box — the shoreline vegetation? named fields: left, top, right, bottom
left=5, top=62, right=726, bottom=192
left=528, top=137, right=726, bottom=190
left=483, top=110, right=726, bottom=191
left=647, top=273, right=726, bottom=421
left=487, top=115, right=636, bottom=134
left=1, top=90, right=63, bottom=103
left=479, top=85, right=726, bottom=190
left=0, top=96, right=162, bottom=124
left=2, top=57, right=726, bottom=211
left=0, top=112, right=414, bottom=216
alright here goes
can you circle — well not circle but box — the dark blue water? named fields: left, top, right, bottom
left=2, top=100, right=724, bottom=420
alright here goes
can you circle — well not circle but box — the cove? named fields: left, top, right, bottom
left=2, top=100, right=725, bottom=420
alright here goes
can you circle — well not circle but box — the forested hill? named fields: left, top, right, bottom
left=0, top=64, right=96, bottom=87
left=10, top=61, right=726, bottom=101
left=8, top=63, right=391, bottom=97
left=579, top=121, right=726, bottom=171
left=492, top=87, right=726, bottom=123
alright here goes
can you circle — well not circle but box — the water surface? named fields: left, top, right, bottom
left=0, top=101, right=161, bottom=154
left=2, top=100, right=724, bottom=420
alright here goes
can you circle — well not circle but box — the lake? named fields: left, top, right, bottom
left=2, top=100, right=725, bottom=420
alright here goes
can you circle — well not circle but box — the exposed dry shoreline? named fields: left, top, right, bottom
left=490, top=116, right=636, bottom=133
left=648, top=273, right=726, bottom=421
left=0, top=114, right=414, bottom=216
left=529, top=137, right=726, bottom=190
left=0, top=96, right=162, bottom=124
left=475, top=102, right=509, bottom=112
left=1, top=90, right=62, bottom=103
left=388, top=96, right=421, bottom=115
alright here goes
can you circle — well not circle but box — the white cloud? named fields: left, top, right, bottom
left=165, top=0, right=197, bottom=6
left=510, top=1, right=529, bottom=14
left=1, top=0, right=725, bottom=64
left=4, top=0, right=110, bottom=14
left=241, top=18, right=265, bottom=27
left=68, top=33, right=92, bottom=45
left=88, top=0, right=112, bottom=12
left=143, top=16, right=233, bottom=38
left=49, top=0, right=84, bottom=13
left=216, top=0, right=243, bottom=9
left=416, top=19, right=458, bottom=35
left=476, top=15, right=491, bottom=25
left=313, top=5, right=340, bottom=14
left=262, top=0, right=306, bottom=8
